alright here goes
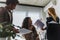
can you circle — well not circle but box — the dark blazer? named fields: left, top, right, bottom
left=0, top=7, right=13, bottom=24
left=45, top=16, right=59, bottom=30
left=46, top=17, right=59, bottom=25
left=46, top=17, right=59, bottom=40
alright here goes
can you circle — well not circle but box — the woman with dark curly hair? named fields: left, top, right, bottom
left=22, top=17, right=40, bottom=40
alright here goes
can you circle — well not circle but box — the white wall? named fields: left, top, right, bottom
left=15, top=5, right=42, bottom=13
left=0, top=3, right=6, bottom=7
left=44, top=0, right=60, bottom=18
left=54, top=0, right=60, bottom=18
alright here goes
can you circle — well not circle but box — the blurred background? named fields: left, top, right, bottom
left=0, top=0, right=60, bottom=40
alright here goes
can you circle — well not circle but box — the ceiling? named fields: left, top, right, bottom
left=0, top=0, right=51, bottom=6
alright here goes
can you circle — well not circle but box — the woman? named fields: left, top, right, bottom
left=46, top=7, right=59, bottom=40
left=46, top=7, right=59, bottom=24
left=22, top=17, right=39, bottom=40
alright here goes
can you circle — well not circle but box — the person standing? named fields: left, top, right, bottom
left=0, top=0, right=19, bottom=40
left=46, top=7, right=59, bottom=40
left=0, top=0, right=19, bottom=24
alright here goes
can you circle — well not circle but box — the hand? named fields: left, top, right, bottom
left=13, top=28, right=19, bottom=33
left=36, top=36, right=40, bottom=40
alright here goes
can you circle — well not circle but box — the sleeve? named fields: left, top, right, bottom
left=0, top=7, right=9, bottom=25
left=46, top=17, right=49, bottom=25
left=32, top=26, right=40, bottom=40
left=0, top=7, right=5, bottom=22
left=56, top=17, right=59, bottom=23
left=45, top=17, right=51, bottom=30
left=0, top=7, right=4, bottom=13
left=46, top=17, right=53, bottom=25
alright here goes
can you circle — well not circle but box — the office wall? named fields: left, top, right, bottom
left=15, top=5, right=42, bottom=13
left=15, top=5, right=43, bottom=18
left=54, top=0, right=60, bottom=18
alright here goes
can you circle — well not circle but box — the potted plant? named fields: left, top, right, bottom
left=0, top=23, right=19, bottom=40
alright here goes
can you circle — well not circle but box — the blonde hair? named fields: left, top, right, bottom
left=48, top=7, right=57, bottom=21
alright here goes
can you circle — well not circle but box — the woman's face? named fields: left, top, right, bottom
left=48, top=10, right=52, bottom=17
left=28, top=18, right=32, bottom=25
left=48, top=12, right=51, bottom=17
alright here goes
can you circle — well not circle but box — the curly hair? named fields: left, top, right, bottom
left=22, top=17, right=40, bottom=40
left=22, top=17, right=31, bottom=29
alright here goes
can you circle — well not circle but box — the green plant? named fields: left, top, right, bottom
left=0, top=23, right=19, bottom=39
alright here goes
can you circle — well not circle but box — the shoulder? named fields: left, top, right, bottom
left=46, top=17, right=53, bottom=21
left=32, top=25, right=36, bottom=31
left=46, top=17, right=52, bottom=19
left=56, top=17, right=59, bottom=23
left=0, top=7, right=4, bottom=11
left=0, top=7, right=5, bottom=10
left=32, top=25, right=35, bottom=29
left=0, top=7, right=6, bottom=13
left=56, top=17, right=59, bottom=21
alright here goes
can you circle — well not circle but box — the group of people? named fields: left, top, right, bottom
left=20, top=6, right=59, bottom=40
left=0, top=0, right=59, bottom=40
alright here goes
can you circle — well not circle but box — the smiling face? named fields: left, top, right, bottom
left=28, top=18, right=32, bottom=25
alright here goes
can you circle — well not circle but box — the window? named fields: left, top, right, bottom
left=13, top=11, right=26, bottom=26
left=28, top=12, right=40, bottom=25
left=0, top=3, right=5, bottom=7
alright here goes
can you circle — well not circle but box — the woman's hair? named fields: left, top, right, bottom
left=48, top=7, right=57, bottom=21
left=22, top=17, right=31, bottom=29
left=6, top=0, right=19, bottom=5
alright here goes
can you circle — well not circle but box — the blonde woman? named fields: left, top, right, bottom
left=46, top=7, right=59, bottom=40
left=46, top=7, right=59, bottom=24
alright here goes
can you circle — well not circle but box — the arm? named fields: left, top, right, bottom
left=32, top=26, right=40, bottom=40
left=0, top=7, right=5, bottom=22
left=41, top=17, right=52, bottom=30
left=0, top=7, right=10, bottom=25
left=56, top=17, right=59, bottom=23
